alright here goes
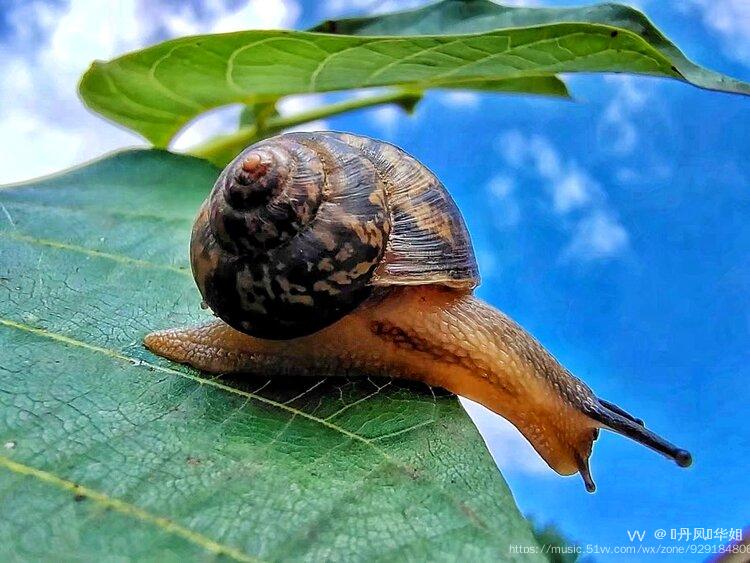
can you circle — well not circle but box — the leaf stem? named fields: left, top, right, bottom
left=187, top=90, right=421, bottom=167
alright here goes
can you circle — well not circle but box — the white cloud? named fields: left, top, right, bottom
left=681, top=0, right=750, bottom=65
left=486, top=174, right=521, bottom=229
left=497, top=132, right=603, bottom=216
left=209, top=0, right=299, bottom=33
left=563, top=212, right=629, bottom=262
left=276, top=94, right=329, bottom=134
left=495, top=129, right=629, bottom=262
left=0, top=0, right=300, bottom=184
left=0, top=112, right=85, bottom=187
left=440, top=91, right=481, bottom=108
left=321, top=0, right=426, bottom=18
left=277, top=94, right=323, bottom=115
left=495, top=130, right=527, bottom=169
left=597, top=75, right=649, bottom=156
left=461, top=398, right=550, bottom=475
left=550, top=167, right=598, bottom=215
left=370, top=106, right=401, bottom=138
left=595, top=76, right=673, bottom=184
left=488, top=175, right=514, bottom=199
left=528, top=135, right=563, bottom=178
left=140, top=0, right=300, bottom=39
left=170, top=105, right=244, bottom=152
left=614, top=162, right=672, bottom=185
left=321, top=0, right=537, bottom=20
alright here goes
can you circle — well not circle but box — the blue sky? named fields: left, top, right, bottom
left=1, top=0, right=748, bottom=559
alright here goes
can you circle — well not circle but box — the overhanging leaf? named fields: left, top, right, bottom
left=313, top=0, right=749, bottom=97
left=0, top=151, right=543, bottom=561
left=79, top=1, right=749, bottom=148
left=305, top=1, right=569, bottom=100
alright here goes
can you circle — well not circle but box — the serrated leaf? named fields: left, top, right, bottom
left=79, top=1, right=749, bottom=147
left=0, top=150, right=543, bottom=562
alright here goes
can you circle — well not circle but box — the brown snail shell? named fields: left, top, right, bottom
left=191, top=132, right=478, bottom=339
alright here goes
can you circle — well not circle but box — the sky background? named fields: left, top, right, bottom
left=1, top=0, right=748, bottom=559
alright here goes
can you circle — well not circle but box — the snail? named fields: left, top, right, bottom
left=144, top=131, right=691, bottom=492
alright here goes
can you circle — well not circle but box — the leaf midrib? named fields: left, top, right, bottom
left=0, top=317, right=398, bottom=454
left=0, top=313, right=479, bottom=549
left=0, top=231, right=190, bottom=275
left=0, top=454, right=261, bottom=563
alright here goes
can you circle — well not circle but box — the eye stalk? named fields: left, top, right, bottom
left=584, top=399, right=693, bottom=469
left=576, top=450, right=596, bottom=493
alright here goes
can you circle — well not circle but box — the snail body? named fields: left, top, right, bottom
left=146, top=132, right=691, bottom=491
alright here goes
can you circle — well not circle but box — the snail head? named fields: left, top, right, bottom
left=514, top=353, right=692, bottom=492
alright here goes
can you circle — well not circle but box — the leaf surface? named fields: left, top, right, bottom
left=79, top=1, right=749, bottom=147
left=314, top=0, right=749, bottom=96
left=0, top=151, right=542, bottom=562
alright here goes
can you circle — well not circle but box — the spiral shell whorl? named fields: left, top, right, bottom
left=192, top=133, right=390, bottom=339
left=209, top=142, right=324, bottom=255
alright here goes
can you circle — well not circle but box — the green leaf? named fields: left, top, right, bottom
left=79, top=2, right=748, bottom=148
left=306, top=1, right=569, bottom=99
left=0, top=150, right=542, bottom=561
left=421, top=75, right=568, bottom=96
left=313, top=0, right=750, bottom=97
left=238, top=100, right=279, bottom=128
left=531, top=523, right=579, bottom=563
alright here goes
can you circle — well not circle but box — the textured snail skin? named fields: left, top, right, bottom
left=145, top=132, right=691, bottom=491
left=145, top=285, right=691, bottom=491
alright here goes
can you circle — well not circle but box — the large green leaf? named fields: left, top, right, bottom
left=79, top=1, right=749, bottom=148
left=313, top=0, right=749, bottom=97
left=0, top=151, right=542, bottom=561
left=306, top=3, right=569, bottom=100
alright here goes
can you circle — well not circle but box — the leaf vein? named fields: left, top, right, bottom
left=101, top=69, right=183, bottom=120
left=0, top=200, right=193, bottom=225
left=0, top=318, right=390, bottom=456
left=0, top=231, right=190, bottom=275
left=149, top=45, right=209, bottom=112
left=363, top=38, right=468, bottom=86
left=0, top=454, right=260, bottom=562
left=225, top=36, right=314, bottom=94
